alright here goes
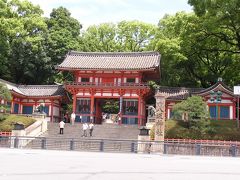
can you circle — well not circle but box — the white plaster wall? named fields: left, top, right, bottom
left=207, top=99, right=232, bottom=103
left=49, top=105, right=52, bottom=116
left=112, top=93, right=119, bottom=96
left=230, top=106, right=233, bottom=119
left=118, top=78, right=121, bottom=84
left=53, top=106, right=59, bottom=116
left=136, top=78, right=139, bottom=83
left=167, top=109, right=170, bottom=119
left=102, top=93, right=112, bottom=96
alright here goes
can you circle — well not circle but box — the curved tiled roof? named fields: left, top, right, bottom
left=157, top=86, right=204, bottom=100
left=0, top=79, right=65, bottom=97
left=17, top=85, right=65, bottom=97
left=57, top=51, right=160, bottom=70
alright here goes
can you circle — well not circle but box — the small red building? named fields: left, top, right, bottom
left=0, top=79, right=65, bottom=122
left=158, top=79, right=237, bottom=120
left=57, top=51, right=160, bottom=125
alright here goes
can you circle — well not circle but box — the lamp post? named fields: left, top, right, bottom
left=210, top=90, right=222, bottom=120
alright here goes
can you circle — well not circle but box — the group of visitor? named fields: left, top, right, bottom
left=59, top=112, right=94, bottom=137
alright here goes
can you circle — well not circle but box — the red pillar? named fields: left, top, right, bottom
left=141, top=99, right=145, bottom=126
left=51, top=100, right=54, bottom=122
left=73, top=93, right=77, bottom=113
left=138, top=96, right=142, bottom=126
left=18, top=100, right=21, bottom=114
left=233, top=103, right=236, bottom=120
left=119, top=96, right=123, bottom=125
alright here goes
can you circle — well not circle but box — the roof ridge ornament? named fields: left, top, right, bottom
left=218, top=77, right=223, bottom=82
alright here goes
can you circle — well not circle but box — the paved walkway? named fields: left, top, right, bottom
left=0, top=148, right=240, bottom=180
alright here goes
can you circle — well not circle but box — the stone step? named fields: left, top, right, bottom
left=43, top=123, right=140, bottom=140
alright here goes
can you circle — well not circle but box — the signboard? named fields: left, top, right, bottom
left=234, top=86, right=240, bottom=95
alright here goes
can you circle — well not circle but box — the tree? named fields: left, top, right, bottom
left=188, top=0, right=240, bottom=54
left=187, top=0, right=240, bottom=86
left=46, top=7, right=82, bottom=64
left=81, top=21, right=157, bottom=52
left=45, top=7, right=82, bottom=83
left=172, top=96, right=210, bottom=134
left=151, top=12, right=240, bottom=87
left=0, top=83, right=12, bottom=113
left=81, top=23, right=119, bottom=52
left=117, top=20, right=157, bottom=52
left=0, top=0, right=52, bottom=84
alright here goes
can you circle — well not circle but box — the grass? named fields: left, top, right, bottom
left=0, top=114, right=36, bottom=132
left=165, top=119, right=240, bottom=141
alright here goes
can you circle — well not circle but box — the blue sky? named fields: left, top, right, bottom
left=29, top=0, right=192, bottom=29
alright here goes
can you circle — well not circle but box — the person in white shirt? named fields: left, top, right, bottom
left=82, top=122, right=88, bottom=137
left=59, top=120, right=65, bottom=134
left=70, top=112, right=76, bottom=125
left=89, top=122, right=94, bottom=137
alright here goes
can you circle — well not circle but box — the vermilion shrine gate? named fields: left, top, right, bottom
left=57, top=51, right=160, bottom=125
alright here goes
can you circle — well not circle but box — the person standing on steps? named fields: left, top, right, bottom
left=89, top=122, right=94, bottom=137
left=82, top=122, right=88, bottom=137
left=70, top=112, right=76, bottom=125
left=59, top=120, right=65, bottom=134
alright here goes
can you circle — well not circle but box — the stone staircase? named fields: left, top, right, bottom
left=42, top=122, right=140, bottom=140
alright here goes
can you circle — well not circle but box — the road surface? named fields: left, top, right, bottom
left=0, top=148, right=240, bottom=180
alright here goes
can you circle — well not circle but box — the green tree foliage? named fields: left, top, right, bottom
left=81, top=21, right=157, bottom=52
left=172, top=96, right=210, bottom=134
left=151, top=11, right=240, bottom=87
left=45, top=7, right=82, bottom=83
left=117, top=21, right=157, bottom=51
left=46, top=7, right=82, bottom=65
left=102, top=99, right=119, bottom=114
left=82, top=23, right=119, bottom=52
left=0, top=83, right=12, bottom=112
left=188, top=0, right=240, bottom=86
left=0, top=0, right=51, bottom=84
left=188, top=0, right=240, bottom=53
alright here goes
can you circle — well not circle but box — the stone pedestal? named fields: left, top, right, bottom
left=137, top=135, right=151, bottom=153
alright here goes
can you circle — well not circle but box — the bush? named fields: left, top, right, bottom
left=165, top=119, right=240, bottom=141
left=0, top=115, right=36, bottom=132
left=0, top=114, right=7, bottom=122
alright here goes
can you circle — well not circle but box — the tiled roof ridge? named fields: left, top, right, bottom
left=158, top=86, right=204, bottom=91
left=68, top=51, right=160, bottom=57
left=195, top=81, right=233, bottom=94
left=18, top=85, right=63, bottom=88
left=0, top=78, right=17, bottom=87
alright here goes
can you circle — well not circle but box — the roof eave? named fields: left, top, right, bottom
left=56, top=67, right=158, bottom=71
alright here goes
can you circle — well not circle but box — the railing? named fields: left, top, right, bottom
left=65, top=82, right=149, bottom=88
left=0, top=136, right=239, bottom=157
left=0, top=132, right=11, bottom=136
left=164, top=138, right=240, bottom=146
